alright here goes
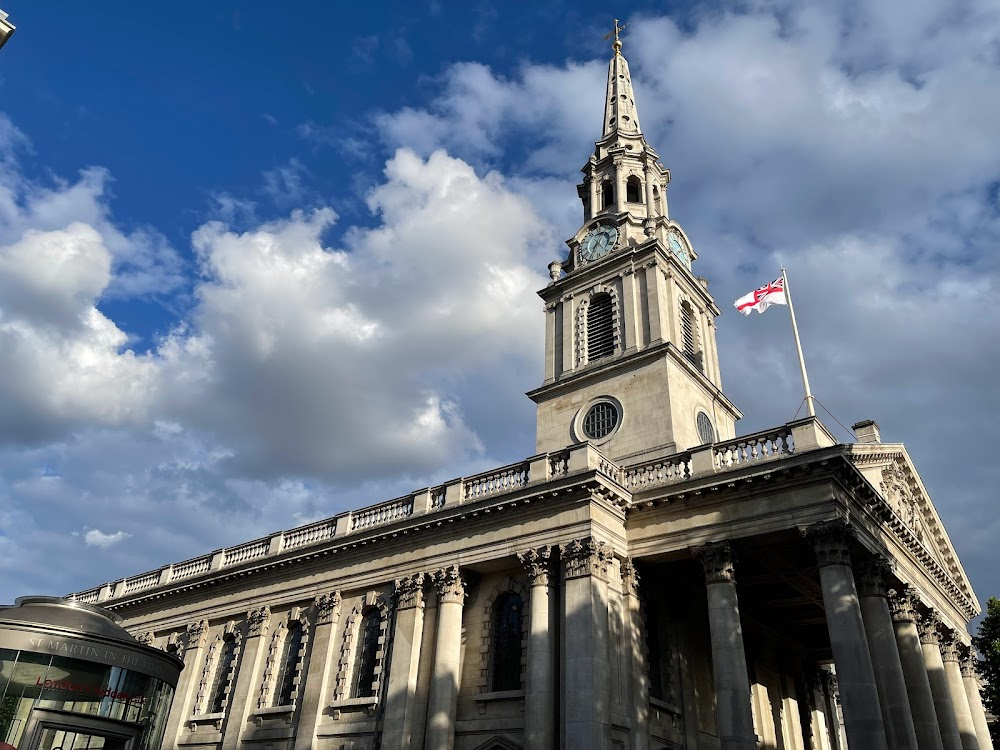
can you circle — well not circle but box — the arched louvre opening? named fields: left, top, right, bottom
left=273, top=623, right=303, bottom=706
left=601, top=181, right=614, bottom=209
left=208, top=636, right=238, bottom=714
left=680, top=301, right=702, bottom=371
left=587, top=293, right=615, bottom=361
left=351, top=609, right=380, bottom=699
left=626, top=176, right=642, bottom=203
left=490, top=592, right=524, bottom=691
left=653, top=185, right=662, bottom=213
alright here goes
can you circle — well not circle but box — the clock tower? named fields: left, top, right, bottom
left=528, top=27, right=742, bottom=463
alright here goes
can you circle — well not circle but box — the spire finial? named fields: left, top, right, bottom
left=603, top=18, right=627, bottom=55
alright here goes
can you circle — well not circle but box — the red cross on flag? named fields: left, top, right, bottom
left=734, top=277, right=787, bottom=315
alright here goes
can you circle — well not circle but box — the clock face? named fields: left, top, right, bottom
left=580, top=224, right=620, bottom=262
left=668, top=233, right=690, bottom=267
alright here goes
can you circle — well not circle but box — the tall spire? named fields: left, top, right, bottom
left=602, top=19, right=641, bottom=137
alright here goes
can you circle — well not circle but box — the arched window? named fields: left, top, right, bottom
left=626, top=176, right=642, bottom=203
left=601, top=180, right=614, bottom=209
left=208, top=635, right=238, bottom=714
left=587, top=293, right=615, bottom=361
left=273, top=622, right=304, bottom=707
left=653, top=185, right=662, bottom=213
left=680, top=301, right=702, bottom=371
left=350, top=609, right=380, bottom=699
left=490, top=593, right=524, bottom=691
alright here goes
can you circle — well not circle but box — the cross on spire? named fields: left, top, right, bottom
left=603, top=19, right=627, bottom=55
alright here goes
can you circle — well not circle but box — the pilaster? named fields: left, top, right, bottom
left=294, top=592, right=343, bottom=750
left=424, top=565, right=467, bottom=750
left=382, top=575, right=428, bottom=750
left=221, top=606, right=272, bottom=750
left=162, top=619, right=209, bottom=748
left=621, top=558, right=649, bottom=750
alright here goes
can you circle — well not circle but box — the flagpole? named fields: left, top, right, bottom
left=780, top=267, right=816, bottom=418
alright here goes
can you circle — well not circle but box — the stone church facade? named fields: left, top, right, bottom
left=73, top=35, right=993, bottom=750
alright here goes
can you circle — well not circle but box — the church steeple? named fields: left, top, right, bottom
left=528, top=21, right=743, bottom=464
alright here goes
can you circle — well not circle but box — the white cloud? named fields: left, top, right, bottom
left=83, top=528, right=131, bottom=549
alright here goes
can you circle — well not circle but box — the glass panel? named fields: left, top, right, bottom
left=490, top=593, right=523, bottom=691
left=350, top=613, right=380, bottom=699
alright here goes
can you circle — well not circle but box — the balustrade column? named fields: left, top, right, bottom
left=856, top=556, right=919, bottom=750
left=622, top=559, right=649, bottom=750
left=889, top=587, right=945, bottom=750
left=692, top=541, right=756, bottom=750
left=561, top=537, right=614, bottom=749
left=294, top=592, right=342, bottom=750
left=518, top=547, right=556, bottom=750
left=382, top=575, right=428, bottom=750
left=941, top=635, right=980, bottom=750
left=919, top=612, right=964, bottom=750
left=221, top=606, right=272, bottom=750
left=424, top=566, right=466, bottom=750
left=962, top=653, right=995, bottom=750
left=805, top=522, right=888, bottom=750
left=161, top=620, right=210, bottom=748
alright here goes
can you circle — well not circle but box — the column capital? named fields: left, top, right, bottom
left=855, top=554, right=892, bottom=597
left=887, top=585, right=919, bottom=622
left=803, top=520, right=856, bottom=567
left=561, top=538, right=613, bottom=580
left=620, top=556, right=641, bottom=596
left=916, top=610, right=942, bottom=645
left=314, top=590, right=342, bottom=625
left=517, top=546, right=553, bottom=586
left=961, top=650, right=978, bottom=678
left=185, top=619, right=209, bottom=650
left=693, top=540, right=736, bottom=585
left=247, top=605, right=271, bottom=638
left=136, top=631, right=155, bottom=646
left=433, top=565, right=467, bottom=604
left=394, top=573, right=427, bottom=610
left=939, top=630, right=961, bottom=662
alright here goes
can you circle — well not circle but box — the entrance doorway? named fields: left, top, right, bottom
left=18, top=709, right=140, bottom=750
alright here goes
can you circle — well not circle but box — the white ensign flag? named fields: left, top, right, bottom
left=733, top=277, right=787, bottom=315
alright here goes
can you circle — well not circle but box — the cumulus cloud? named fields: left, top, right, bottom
left=83, top=528, right=131, bottom=549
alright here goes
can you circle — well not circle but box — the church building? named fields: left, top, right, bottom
left=66, top=32, right=993, bottom=750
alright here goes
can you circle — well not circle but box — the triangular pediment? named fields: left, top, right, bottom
left=848, top=443, right=979, bottom=615
left=470, top=736, right=521, bottom=750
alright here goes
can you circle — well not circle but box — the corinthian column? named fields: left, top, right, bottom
left=424, top=565, right=466, bottom=750
left=162, top=619, right=209, bottom=747
left=940, top=634, right=980, bottom=750
left=805, top=522, right=887, bottom=750
left=692, top=541, right=755, bottom=750
left=222, top=606, right=272, bottom=750
left=962, top=653, right=995, bottom=750
left=561, top=537, right=614, bottom=749
left=382, top=575, right=428, bottom=750
left=919, top=612, right=964, bottom=750
left=518, top=546, right=555, bottom=750
left=622, top=558, right=649, bottom=750
left=888, top=587, right=945, bottom=750
left=856, top=556, right=919, bottom=750
left=294, top=591, right=342, bottom=750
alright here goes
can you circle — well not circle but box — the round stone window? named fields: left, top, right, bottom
left=696, top=411, right=716, bottom=445
left=583, top=401, right=620, bottom=440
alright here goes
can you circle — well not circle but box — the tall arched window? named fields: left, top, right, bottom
left=490, top=592, right=524, bottom=691
left=601, top=180, right=614, bottom=209
left=680, top=301, right=702, bottom=371
left=626, top=176, right=642, bottom=203
left=208, top=635, right=238, bottom=714
left=273, top=623, right=304, bottom=707
left=587, top=293, right=615, bottom=361
left=350, top=609, right=380, bottom=699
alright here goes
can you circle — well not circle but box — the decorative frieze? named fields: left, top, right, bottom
left=917, top=610, right=942, bottom=645
left=693, top=541, right=736, bottom=585
left=620, top=556, right=640, bottom=595
left=518, top=546, right=553, bottom=586
left=561, top=538, right=613, bottom=580
left=395, top=573, right=426, bottom=610
left=855, top=555, right=892, bottom=598
left=247, top=605, right=272, bottom=638
left=314, top=591, right=342, bottom=625
left=433, top=565, right=467, bottom=604
left=887, top=586, right=918, bottom=622
left=804, top=520, right=856, bottom=568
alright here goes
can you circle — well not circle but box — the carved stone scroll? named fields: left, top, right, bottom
left=247, top=605, right=272, bottom=638
left=314, top=591, right=342, bottom=625
left=560, top=538, right=613, bottom=581
left=433, top=565, right=466, bottom=604
left=395, top=573, right=426, bottom=610
left=518, top=546, right=553, bottom=587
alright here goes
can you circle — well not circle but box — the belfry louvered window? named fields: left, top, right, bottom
left=490, top=592, right=524, bottom=691
left=680, top=301, right=701, bottom=371
left=209, top=636, right=237, bottom=714
left=351, top=609, right=380, bottom=699
left=626, top=176, right=642, bottom=203
left=587, top=293, right=615, bottom=361
left=602, top=181, right=614, bottom=209
left=273, top=623, right=303, bottom=706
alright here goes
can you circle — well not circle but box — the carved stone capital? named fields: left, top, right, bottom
left=518, top=546, right=553, bottom=587
left=561, top=538, right=613, bottom=581
left=804, top=521, right=856, bottom=568
left=693, top=541, right=736, bottom=585
left=855, top=555, right=892, bottom=598
left=395, top=574, right=426, bottom=610
left=186, top=619, right=209, bottom=650
left=433, top=565, right=466, bottom=604
left=887, top=586, right=919, bottom=622
left=247, top=605, right=272, bottom=638
left=917, top=610, right=942, bottom=645
left=620, top=557, right=641, bottom=596
left=939, top=631, right=961, bottom=662
left=136, top=631, right=155, bottom=647
left=961, top=651, right=979, bottom=678
left=314, top=591, right=342, bottom=625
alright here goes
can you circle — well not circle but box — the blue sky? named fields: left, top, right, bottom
left=0, top=1, right=998, bottom=623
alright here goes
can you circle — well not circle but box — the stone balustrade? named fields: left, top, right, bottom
left=71, top=419, right=837, bottom=606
